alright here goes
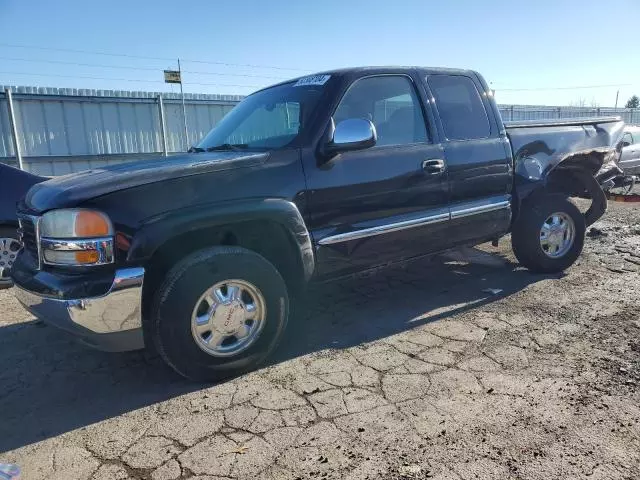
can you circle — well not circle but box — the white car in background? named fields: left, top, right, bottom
left=620, top=126, right=640, bottom=175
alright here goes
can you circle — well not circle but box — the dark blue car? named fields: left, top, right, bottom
left=0, top=164, right=43, bottom=288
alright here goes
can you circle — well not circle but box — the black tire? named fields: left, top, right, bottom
left=151, top=246, right=289, bottom=382
left=0, top=226, right=20, bottom=289
left=511, top=194, right=585, bottom=273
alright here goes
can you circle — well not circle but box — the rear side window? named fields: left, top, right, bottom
left=428, top=75, right=491, bottom=140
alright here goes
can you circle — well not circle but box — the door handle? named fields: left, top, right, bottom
left=422, top=159, right=446, bottom=174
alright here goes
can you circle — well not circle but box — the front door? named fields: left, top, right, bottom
left=303, top=74, right=450, bottom=278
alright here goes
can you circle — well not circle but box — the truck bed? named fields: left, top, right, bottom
left=505, top=116, right=625, bottom=179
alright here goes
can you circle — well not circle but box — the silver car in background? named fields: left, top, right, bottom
left=620, top=126, right=640, bottom=175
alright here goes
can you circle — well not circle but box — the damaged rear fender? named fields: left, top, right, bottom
left=517, top=149, right=611, bottom=227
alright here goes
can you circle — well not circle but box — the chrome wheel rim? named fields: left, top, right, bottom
left=0, top=237, right=21, bottom=281
left=539, top=212, right=575, bottom=258
left=190, top=279, right=267, bottom=357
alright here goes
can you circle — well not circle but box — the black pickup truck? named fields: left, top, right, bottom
left=12, top=67, right=624, bottom=381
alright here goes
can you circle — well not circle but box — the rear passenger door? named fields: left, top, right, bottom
left=426, top=74, right=512, bottom=245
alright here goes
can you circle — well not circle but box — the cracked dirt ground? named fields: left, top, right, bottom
left=1, top=200, right=639, bottom=480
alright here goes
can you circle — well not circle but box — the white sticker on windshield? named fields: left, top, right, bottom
left=293, top=74, right=331, bottom=87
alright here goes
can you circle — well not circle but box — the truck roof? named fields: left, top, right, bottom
left=301, top=66, right=475, bottom=77
left=255, top=66, right=478, bottom=93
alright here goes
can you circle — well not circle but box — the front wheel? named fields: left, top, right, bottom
left=151, top=246, right=289, bottom=382
left=0, top=226, right=21, bottom=290
left=511, top=194, right=586, bottom=273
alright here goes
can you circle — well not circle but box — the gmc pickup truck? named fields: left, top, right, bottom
left=12, top=67, right=624, bottom=381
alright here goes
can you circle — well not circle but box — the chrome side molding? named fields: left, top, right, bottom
left=318, top=212, right=449, bottom=246
left=450, top=197, right=511, bottom=219
left=318, top=195, right=510, bottom=246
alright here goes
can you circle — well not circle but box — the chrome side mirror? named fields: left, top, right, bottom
left=327, top=118, right=377, bottom=154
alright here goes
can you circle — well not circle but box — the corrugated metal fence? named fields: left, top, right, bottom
left=498, top=104, right=640, bottom=123
left=1, top=85, right=639, bottom=176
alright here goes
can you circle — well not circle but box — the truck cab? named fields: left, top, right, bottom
left=303, top=68, right=512, bottom=278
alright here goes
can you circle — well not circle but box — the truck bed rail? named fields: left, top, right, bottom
left=504, top=116, right=622, bottom=129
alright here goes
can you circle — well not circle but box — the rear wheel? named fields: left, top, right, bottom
left=511, top=194, right=585, bottom=273
left=151, top=246, right=289, bottom=382
left=0, top=226, right=21, bottom=289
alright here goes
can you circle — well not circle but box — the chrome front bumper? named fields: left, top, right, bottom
left=14, top=267, right=145, bottom=351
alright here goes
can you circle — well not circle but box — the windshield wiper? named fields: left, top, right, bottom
left=206, top=143, right=249, bottom=152
left=188, top=146, right=205, bottom=153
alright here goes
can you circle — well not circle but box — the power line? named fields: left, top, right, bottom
left=0, top=71, right=263, bottom=88
left=0, top=42, right=308, bottom=72
left=0, top=56, right=289, bottom=79
left=186, top=69, right=285, bottom=79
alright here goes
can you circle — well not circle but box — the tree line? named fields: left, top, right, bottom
left=626, top=95, right=639, bottom=109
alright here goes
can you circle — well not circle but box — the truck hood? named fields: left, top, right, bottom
left=23, top=151, right=269, bottom=212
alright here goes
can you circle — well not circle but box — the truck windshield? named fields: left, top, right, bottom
left=195, top=80, right=327, bottom=151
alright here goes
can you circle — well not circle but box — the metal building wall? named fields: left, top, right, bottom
left=0, top=86, right=242, bottom=175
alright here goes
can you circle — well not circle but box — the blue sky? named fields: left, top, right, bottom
left=1, top=0, right=639, bottom=107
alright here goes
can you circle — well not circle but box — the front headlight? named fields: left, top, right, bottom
left=40, top=209, right=114, bottom=266
left=41, top=209, right=113, bottom=238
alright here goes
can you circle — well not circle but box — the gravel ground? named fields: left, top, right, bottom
left=1, top=200, right=639, bottom=480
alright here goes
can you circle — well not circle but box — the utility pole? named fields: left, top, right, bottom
left=5, top=88, right=24, bottom=170
left=615, top=90, right=619, bottom=109
left=157, top=95, right=168, bottom=157
left=178, top=58, right=189, bottom=151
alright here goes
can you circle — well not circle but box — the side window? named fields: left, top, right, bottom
left=428, top=75, right=491, bottom=140
left=333, top=76, right=428, bottom=146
